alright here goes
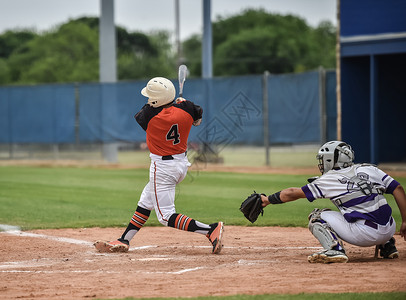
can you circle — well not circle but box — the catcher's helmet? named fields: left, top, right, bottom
left=141, top=77, right=176, bottom=108
left=316, top=141, right=354, bottom=174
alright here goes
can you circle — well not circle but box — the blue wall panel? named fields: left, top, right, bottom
left=341, top=1, right=406, bottom=163
left=268, top=71, right=320, bottom=144
left=0, top=85, right=75, bottom=143
left=0, top=88, right=10, bottom=142
left=341, top=0, right=406, bottom=37
left=376, top=54, right=406, bottom=162
left=0, top=72, right=333, bottom=146
left=341, top=56, right=371, bottom=162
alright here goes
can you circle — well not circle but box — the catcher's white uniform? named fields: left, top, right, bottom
left=302, top=164, right=398, bottom=247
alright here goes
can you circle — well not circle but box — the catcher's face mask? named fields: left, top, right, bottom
left=317, top=154, right=326, bottom=174
left=317, top=141, right=354, bottom=174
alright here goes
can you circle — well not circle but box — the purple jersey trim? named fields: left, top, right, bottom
left=314, top=184, right=324, bottom=198
left=386, top=180, right=400, bottom=194
left=330, top=191, right=351, bottom=200
left=301, top=185, right=315, bottom=202
left=343, top=204, right=392, bottom=225
left=340, top=194, right=377, bottom=208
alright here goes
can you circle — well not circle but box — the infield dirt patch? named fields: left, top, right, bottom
left=1, top=226, right=405, bottom=299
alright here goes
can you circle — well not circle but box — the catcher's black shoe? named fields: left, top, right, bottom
left=379, top=237, right=399, bottom=259
left=206, top=222, right=224, bottom=254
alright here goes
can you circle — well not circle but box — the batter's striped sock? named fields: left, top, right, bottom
left=168, top=213, right=211, bottom=235
left=120, top=206, right=151, bottom=242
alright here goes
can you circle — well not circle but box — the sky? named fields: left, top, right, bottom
left=0, top=0, right=336, bottom=40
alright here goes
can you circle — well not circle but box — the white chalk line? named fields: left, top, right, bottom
left=0, top=229, right=321, bottom=251
left=0, top=260, right=275, bottom=275
left=1, top=230, right=93, bottom=246
left=0, top=225, right=322, bottom=275
left=0, top=224, right=21, bottom=231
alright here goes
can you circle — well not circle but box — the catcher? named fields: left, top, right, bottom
left=240, top=141, right=406, bottom=263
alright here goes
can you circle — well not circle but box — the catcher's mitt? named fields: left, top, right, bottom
left=240, top=191, right=264, bottom=223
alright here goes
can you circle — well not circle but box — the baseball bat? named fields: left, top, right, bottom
left=178, top=64, right=188, bottom=98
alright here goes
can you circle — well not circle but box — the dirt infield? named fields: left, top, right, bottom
left=1, top=226, right=405, bottom=299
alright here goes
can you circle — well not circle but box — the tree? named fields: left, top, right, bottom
left=0, top=30, right=37, bottom=84
left=1, top=17, right=177, bottom=85
left=182, top=9, right=336, bottom=77
left=0, top=11, right=337, bottom=84
left=214, top=26, right=306, bottom=75
left=118, top=30, right=177, bottom=80
left=7, top=22, right=99, bottom=84
left=309, top=21, right=337, bottom=69
left=0, top=30, right=37, bottom=59
left=181, top=34, right=201, bottom=77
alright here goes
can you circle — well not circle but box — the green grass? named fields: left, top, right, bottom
left=0, top=165, right=404, bottom=231
left=98, top=292, right=406, bottom=300
left=1, top=165, right=405, bottom=300
left=118, top=145, right=319, bottom=168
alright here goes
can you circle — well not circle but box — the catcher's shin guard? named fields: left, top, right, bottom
left=308, top=209, right=343, bottom=251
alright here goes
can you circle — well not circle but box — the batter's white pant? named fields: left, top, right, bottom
left=137, top=152, right=191, bottom=226
left=321, top=210, right=396, bottom=247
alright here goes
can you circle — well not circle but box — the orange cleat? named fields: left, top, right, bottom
left=207, top=222, right=224, bottom=254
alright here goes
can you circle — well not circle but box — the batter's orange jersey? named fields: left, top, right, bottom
left=135, top=99, right=203, bottom=156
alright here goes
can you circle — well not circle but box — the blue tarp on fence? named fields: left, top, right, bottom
left=0, top=71, right=336, bottom=145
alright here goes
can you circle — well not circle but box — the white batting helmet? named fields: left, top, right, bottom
left=141, top=77, right=176, bottom=108
left=316, top=141, right=354, bottom=174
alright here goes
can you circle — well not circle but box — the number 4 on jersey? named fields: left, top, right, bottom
left=166, top=124, right=180, bottom=145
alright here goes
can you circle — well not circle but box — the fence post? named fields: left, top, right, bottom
left=263, top=71, right=270, bottom=166
left=74, top=83, right=80, bottom=145
left=99, top=0, right=118, bottom=163
left=318, top=66, right=327, bottom=144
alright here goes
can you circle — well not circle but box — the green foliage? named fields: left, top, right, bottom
left=7, top=22, right=99, bottom=84
left=0, top=17, right=176, bottom=85
left=0, top=29, right=37, bottom=59
left=0, top=9, right=336, bottom=84
left=0, top=166, right=404, bottom=232
left=183, top=9, right=336, bottom=77
left=214, top=27, right=304, bottom=75
left=0, top=58, right=9, bottom=83
left=181, top=34, right=202, bottom=76
left=0, top=29, right=38, bottom=84
left=118, top=30, right=177, bottom=80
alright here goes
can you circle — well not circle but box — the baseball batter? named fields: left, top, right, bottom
left=261, top=141, right=406, bottom=263
left=95, top=77, right=224, bottom=254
